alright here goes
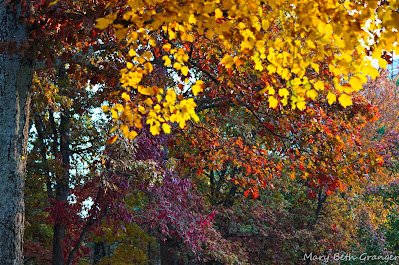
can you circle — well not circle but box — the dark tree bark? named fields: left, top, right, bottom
left=52, top=110, right=71, bottom=265
left=159, top=138, right=181, bottom=265
left=0, top=2, right=33, bottom=264
left=160, top=239, right=181, bottom=265
left=93, top=242, right=110, bottom=264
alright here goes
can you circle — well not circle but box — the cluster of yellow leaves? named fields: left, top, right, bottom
left=103, top=88, right=199, bottom=139
left=96, top=0, right=399, bottom=136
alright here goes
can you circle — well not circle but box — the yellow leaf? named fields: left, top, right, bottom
left=215, top=8, right=223, bottom=19
left=129, top=31, right=139, bottom=42
left=115, top=104, right=123, bottom=112
left=296, top=101, right=306, bottom=110
left=162, top=55, right=171, bottom=66
left=306, top=89, right=318, bottom=100
left=101, top=105, right=109, bottom=112
left=144, top=62, right=153, bottom=73
left=138, top=106, right=146, bottom=114
left=327, top=92, right=336, bottom=105
left=188, top=14, right=197, bottom=24
left=121, top=124, right=129, bottom=137
left=162, top=43, right=171, bottom=52
left=95, top=18, right=114, bottom=30
left=48, top=0, right=58, bottom=6
left=348, top=76, right=363, bottom=92
left=154, top=104, right=161, bottom=112
left=311, top=63, right=320, bottom=73
left=291, top=78, right=302, bottom=86
left=121, top=92, right=130, bottom=101
left=150, top=125, right=161, bottom=135
left=142, top=51, right=153, bottom=61
left=361, top=64, right=379, bottom=79
left=168, top=29, right=177, bottom=40
left=338, top=93, right=352, bottom=108
left=220, top=54, right=234, bottom=68
left=314, top=81, right=324, bottom=91
left=173, top=62, right=181, bottom=70
left=268, top=86, right=275, bottom=95
left=128, top=131, right=138, bottom=139
left=128, top=49, right=136, bottom=57
left=281, top=68, right=290, bottom=80
left=115, top=28, right=128, bottom=41
left=145, top=98, right=153, bottom=105
left=137, top=56, right=146, bottom=65
left=268, top=96, right=278, bottom=109
left=138, top=86, right=154, bottom=96
left=241, top=39, right=254, bottom=50
left=181, top=66, right=189, bottom=76
left=107, top=135, right=118, bottom=144
left=149, top=38, right=156, bottom=47
left=278, top=88, right=289, bottom=97
left=259, top=87, right=268, bottom=94
left=95, top=12, right=118, bottom=29
left=162, top=123, right=171, bottom=134
left=267, top=64, right=276, bottom=74
left=307, top=39, right=316, bottom=50
left=192, top=80, right=204, bottom=96
left=111, top=109, right=118, bottom=119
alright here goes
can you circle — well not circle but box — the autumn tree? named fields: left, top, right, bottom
left=0, top=1, right=33, bottom=263
left=339, top=71, right=399, bottom=261
left=90, top=1, right=396, bottom=262
left=2, top=0, right=399, bottom=263
left=24, top=67, right=111, bottom=264
left=0, top=0, right=116, bottom=262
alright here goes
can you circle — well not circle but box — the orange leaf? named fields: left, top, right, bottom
left=107, top=135, right=118, bottom=144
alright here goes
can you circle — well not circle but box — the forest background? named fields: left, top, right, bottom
left=2, top=0, right=399, bottom=264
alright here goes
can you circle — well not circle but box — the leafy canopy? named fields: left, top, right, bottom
left=96, top=0, right=397, bottom=137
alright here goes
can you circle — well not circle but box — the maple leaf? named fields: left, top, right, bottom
left=215, top=8, right=223, bottom=20
left=268, top=96, right=278, bottom=109
left=192, top=80, right=204, bottom=96
left=338, top=93, right=352, bottom=108
left=138, top=86, right=154, bottom=96
left=162, top=123, right=171, bottom=134
left=279, top=88, right=289, bottom=98
left=327, top=92, right=337, bottom=105
left=181, top=66, right=189, bottom=76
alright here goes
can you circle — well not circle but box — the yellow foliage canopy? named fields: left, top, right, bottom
left=96, top=0, right=399, bottom=136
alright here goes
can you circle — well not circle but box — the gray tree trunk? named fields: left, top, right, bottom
left=0, top=2, right=33, bottom=264
left=52, top=110, right=70, bottom=265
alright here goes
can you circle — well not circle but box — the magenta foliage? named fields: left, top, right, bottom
left=375, top=130, right=399, bottom=169
left=135, top=125, right=167, bottom=162
left=145, top=173, right=215, bottom=255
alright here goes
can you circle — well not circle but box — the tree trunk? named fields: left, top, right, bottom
left=0, top=2, right=33, bottom=264
left=93, top=241, right=110, bottom=264
left=160, top=239, right=180, bottom=265
left=52, top=110, right=71, bottom=265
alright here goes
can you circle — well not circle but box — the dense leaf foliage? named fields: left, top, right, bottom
left=9, top=0, right=399, bottom=264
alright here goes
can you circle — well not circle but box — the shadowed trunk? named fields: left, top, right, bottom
left=52, top=110, right=71, bottom=265
left=0, top=2, right=33, bottom=264
left=93, top=242, right=110, bottom=264
left=160, top=239, right=181, bottom=265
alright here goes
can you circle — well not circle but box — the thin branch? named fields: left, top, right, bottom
left=65, top=215, right=96, bottom=265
